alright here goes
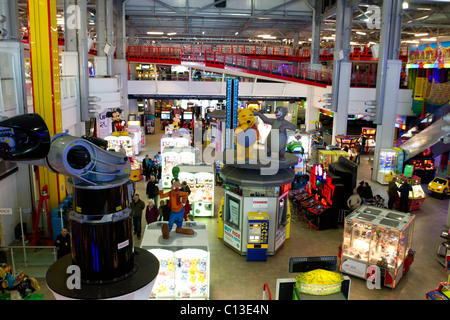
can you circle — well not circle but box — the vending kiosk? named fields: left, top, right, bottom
left=247, top=212, right=269, bottom=261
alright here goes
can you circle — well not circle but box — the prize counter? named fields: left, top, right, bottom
left=218, top=151, right=298, bottom=258
left=340, top=205, right=416, bottom=288
left=140, top=221, right=210, bottom=300
left=392, top=174, right=426, bottom=211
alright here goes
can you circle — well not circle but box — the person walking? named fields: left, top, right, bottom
left=146, top=175, right=159, bottom=205
left=130, top=193, right=145, bottom=239
left=347, top=188, right=362, bottom=212
left=388, top=176, right=399, bottom=209
left=154, top=151, right=162, bottom=181
left=399, top=180, right=412, bottom=213
left=359, top=133, right=367, bottom=156
left=145, top=199, right=160, bottom=225
left=354, top=143, right=362, bottom=164
left=55, top=227, right=71, bottom=259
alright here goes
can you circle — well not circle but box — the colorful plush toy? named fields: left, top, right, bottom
left=159, top=179, right=194, bottom=239
left=254, top=107, right=296, bottom=161
left=234, top=108, right=260, bottom=162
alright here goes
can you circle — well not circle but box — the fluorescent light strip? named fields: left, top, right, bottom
left=147, top=31, right=164, bottom=35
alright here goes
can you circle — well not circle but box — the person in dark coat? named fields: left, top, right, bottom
left=146, top=175, right=159, bottom=205
left=130, top=194, right=145, bottom=239
left=55, top=228, right=71, bottom=259
left=142, top=155, right=151, bottom=181
left=158, top=200, right=171, bottom=221
left=399, top=180, right=412, bottom=212
left=387, top=176, right=399, bottom=209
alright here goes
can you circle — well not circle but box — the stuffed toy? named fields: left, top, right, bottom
left=106, top=108, right=128, bottom=136
left=159, top=179, right=194, bottom=239
left=172, top=113, right=181, bottom=130
left=234, top=108, right=260, bottom=162
left=254, top=107, right=296, bottom=161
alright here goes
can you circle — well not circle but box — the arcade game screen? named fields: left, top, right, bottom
left=225, top=194, right=241, bottom=229
left=161, top=112, right=171, bottom=120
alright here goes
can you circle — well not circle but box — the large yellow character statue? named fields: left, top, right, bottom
left=234, top=108, right=260, bottom=162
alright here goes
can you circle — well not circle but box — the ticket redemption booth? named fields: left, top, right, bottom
left=218, top=151, right=297, bottom=258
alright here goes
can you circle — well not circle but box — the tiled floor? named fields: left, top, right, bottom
left=12, top=120, right=450, bottom=300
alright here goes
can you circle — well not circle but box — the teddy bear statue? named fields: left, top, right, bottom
left=234, top=108, right=260, bottom=162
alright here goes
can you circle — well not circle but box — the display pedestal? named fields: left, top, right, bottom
left=46, top=247, right=159, bottom=300
left=141, top=221, right=210, bottom=299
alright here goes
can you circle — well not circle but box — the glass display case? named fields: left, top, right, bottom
left=393, top=174, right=426, bottom=211
left=142, top=221, right=210, bottom=300
left=340, top=205, right=415, bottom=288
left=105, top=134, right=135, bottom=157
left=377, top=148, right=404, bottom=185
left=178, top=164, right=215, bottom=217
left=161, top=146, right=196, bottom=189
left=161, top=133, right=191, bottom=149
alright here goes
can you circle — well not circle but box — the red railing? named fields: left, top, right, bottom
left=126, top=45, right=409, bottom=88
left=127, top=45, right=332, bottom=87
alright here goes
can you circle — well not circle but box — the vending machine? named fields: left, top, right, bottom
left=247, top=212, right=269, bottom=261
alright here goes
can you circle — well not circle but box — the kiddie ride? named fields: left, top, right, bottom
left=0, top=264, right=40, bottom=299
left=0, top=114, right=159, bottom=300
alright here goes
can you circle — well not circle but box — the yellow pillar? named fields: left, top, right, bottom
left=27, top=0, right=65, bottom=209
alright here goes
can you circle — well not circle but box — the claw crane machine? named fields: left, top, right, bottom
left=377, top=148, right=404, bottom=184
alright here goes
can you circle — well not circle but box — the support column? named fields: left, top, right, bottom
left=330, top=0, right=352, bottom=143
left=77, top=0, right=90, bottom=122
left=308, top=0, right=322, bottom=71
left=372, top=0, right=403, bottom=180
left=27, top=0, right=65, bottom=209
left=106, top=0, right=114, bottom=75
left=305, top=86, right=320, bottom=132
left=95, top=0, right=108, bottom=75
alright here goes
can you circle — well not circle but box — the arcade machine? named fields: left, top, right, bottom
left=335, top=135, right=359, bottom=151
left=377, top=148, right=404, bottom=184
left=340, top=205, right=416, bottom=289
left=126, top=120, right=142, bottom=154
left=177, top=164, right=215, bottom=217
left=160, top=109, right=172, bottom=130
left=392, top=173, right=426, bottom=211
left=361, top=127, right=376, bottom=155
left=247, top=212, right=269, bottom=261
left=142, top=114, right=155, bottom=134
left=406, top=148, right=436, bottom=184
left=286, top=133, right=308, bottom=189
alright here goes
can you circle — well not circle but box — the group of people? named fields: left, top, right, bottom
left=346, top=176, right=413, bottom=213
left=142, top=152, right=162, bottom=182
left=388, top=176, right=412, bottom=212
left=347, top=180, right=385, bottom=212
left=129, top=152, right=195, bottom=239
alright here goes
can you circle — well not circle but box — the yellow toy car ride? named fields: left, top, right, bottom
left=428, top=177, right=450, bottom=197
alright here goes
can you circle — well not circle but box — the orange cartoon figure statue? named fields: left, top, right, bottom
left=159, top=179, right=194, bottom=239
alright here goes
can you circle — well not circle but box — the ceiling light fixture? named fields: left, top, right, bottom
left=147, top=31, right=164, bottom=35
left=167, top=32, right=177, bottom=36
left=356, top=31, right=367, bottom=35
left=414, top=33, right=428, bottom=37
left=402, top=2, right=409, bottom=9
